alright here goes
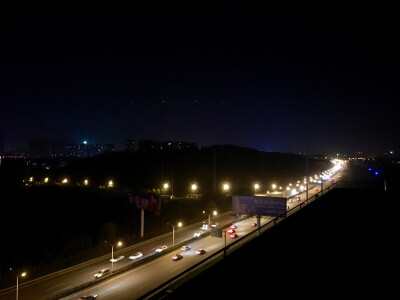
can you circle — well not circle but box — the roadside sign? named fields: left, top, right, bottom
left=210, top=227, right=222, bottom=238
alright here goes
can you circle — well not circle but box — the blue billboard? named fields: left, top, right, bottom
left=232, top=195, right=287, bottom=216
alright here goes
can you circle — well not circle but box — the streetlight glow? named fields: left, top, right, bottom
left=222, top=182, right=230, bottom=191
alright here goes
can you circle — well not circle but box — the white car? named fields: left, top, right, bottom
left=155, top=245, right=168, bottom=253
left=193, top=231, right=204, bottom=237
left=94, top=268, right=110, bottom=278
left=129, top=252, right=143, bottom=260
left=211, top=222, right=219, bottom=227
left=110, top=255, right=125, bottom=262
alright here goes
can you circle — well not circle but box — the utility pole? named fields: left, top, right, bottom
left=140, top=208, right=144, bottom=238
left=320, top=162, right=323, bottom=191
left=213, top=148, right=216, bottom=193
left=306, top=149, right=309, bottom=200
left=171, top=164, right=174, bottom=198
left=161, top=150, right=163, bottom=184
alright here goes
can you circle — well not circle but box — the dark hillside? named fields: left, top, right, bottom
left=49, top=145, right=329, bottom=195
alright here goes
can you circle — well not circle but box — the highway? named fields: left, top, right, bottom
left=0, top=212, right=241, bottom=300
left=0, top=168, right=343, bottom=300
left=62, top=216, right=273, bottom=300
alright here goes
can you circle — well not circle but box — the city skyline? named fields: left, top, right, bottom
left=1, top=2, right=399, bottom=156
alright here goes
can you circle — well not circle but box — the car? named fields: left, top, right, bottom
left=193, top=231, right=204, bottom=237
left=196, top=249, right=206, bottom=255
left=227, top=228, right=235, bottom=234
left=129, top=252, right=143, bottom=260
left=181, top=245, right=191, bottom=252
left=172, top=253, right=183, bottom=261
left=94, top=268, right=110, bottom=278
left=252, top=223, right=257, bottom=227
left=201, top=223, right=209, bottom=230
left=230, top=233, right=238, bottom=238
left=211, top=222, right=219, bottom=227
left=78, top=295, right=98, bottom=300
left=155, top=245, right=168, bottom=253
left=110, top=255, right=125, bottom=262
left=230, top=224, right=237, bottom=229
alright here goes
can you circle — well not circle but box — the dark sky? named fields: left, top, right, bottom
left=1, top=2, right=399, bottom=155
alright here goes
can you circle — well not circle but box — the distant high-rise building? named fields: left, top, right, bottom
left=161, top=141, right=198, bottom=150
left=87, top=143, right=102, bottom=157
left=125, top=139, right=135, bottom=152
left=138, top=139, right=161, bottom=151
left=51, top=140, right=70, bottom=157
left=138, top=139, right=198, bottom=151
left=102, top=143, right=114, bottom=154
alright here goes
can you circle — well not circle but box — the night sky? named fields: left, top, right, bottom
left=1, top=2, right=399, bottom=155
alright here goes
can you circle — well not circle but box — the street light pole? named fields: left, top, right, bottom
left=105, top=240, right=121, bottom=272
left=105, top=240, right=114, bottom=271
left=207, top=210, right=217, bottom=227
left=172, top=225, right=175, bottom=246
left=10, top=268, right=26, bottom=300
left=306, top=151, right=309, bottom=200
left=168, top=221, right=182, bottom=246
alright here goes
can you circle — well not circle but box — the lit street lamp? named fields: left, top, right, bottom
left=271, top=183, right=277, bottom=194
left=222, top=182, right=230, bottom=193
left=105, top=240, right=122, bottom=271
left=9, top=268, right=26, bottom=300
left=162, top=182, right=170, bottom=196
left=168, top=221, right=182, bottom=246
left=203, top=210, right=218, bottom=227
left=254, top=183, right=260, bottom=195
